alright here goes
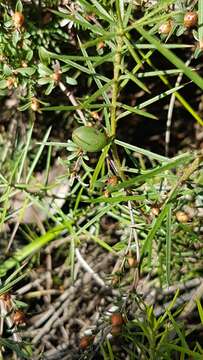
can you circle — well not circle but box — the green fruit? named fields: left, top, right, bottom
left=72, top=126, right=108, bottom=152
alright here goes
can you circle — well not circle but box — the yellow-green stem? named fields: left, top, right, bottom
left=110, top=4, right=126, bottom=180
left=110, top=29, right=125, bottom=180
left=111, top=33, right=123, bottom=137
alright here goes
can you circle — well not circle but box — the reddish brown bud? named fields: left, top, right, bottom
left=104, top=190, right=109, bottom=198
left=111, top=312, right=124, bottom=326
left=12, top=12, right=24, bottom=28
left=31, top=97, right=40, bottom=112
left=184, top=11, right=198, bottom=28
left=107, top=176, right=118, bottom=186
left=13, top=310, right=26, bottom=325
left=97, top=41, right=105, bottom=50
left=0, top=293, right=12, bottom=307
left=21, top=61, right=28, bottom=68
left=6, top=77, right=15, bottom=89
left=91, top=111, right=100, bottom=120
left=159, top=20, right=173, bottom=35
left=151, top=207, right=160, bottom=216
left=176, top=211, right=189, bottom=223
left=111, top=275, right=120, bottom=286
left=79, top=335, right=93, bottom=350
left=127, top=256, right=138, bottom=268
left=52, top=71, right=61, bottom=83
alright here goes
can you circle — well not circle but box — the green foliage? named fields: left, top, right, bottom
left=0, top=0, right=203, bottom=358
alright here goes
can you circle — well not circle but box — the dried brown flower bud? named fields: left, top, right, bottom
left=176, top=211, right=189, bottom=223
left=184, top=11, right=198, bottom=28
left=21, top=61, right=28, bottom=68
left=12, top=12, right=25, bottom=28
left=31, top=97, right=40, bottom=112
left=13, top=310, right=26, bottom=325
left=104, top=190, right=110, bottom=198
left=151, top=207, right=160, bottom=216
left=111, top=312, right=124, bottom=326
left=159, top=20, right=173, bottom=35
left=52, top=71, right=61, bottom=83
left=91, top=111, right=100, bottom=120
left=0, top=293, right=12, bottom=307
left=79, top=335, right=93, bottom=350
left=97, top=41, right=105, bottom=50
left=107, top=176, right=118, bottom=186
left=127, top=256, right=138, bottom=268
left=6, top=77, right=15, bottom=89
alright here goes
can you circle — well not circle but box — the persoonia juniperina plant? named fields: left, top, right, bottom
left=0, top=0, right=203, bottom=358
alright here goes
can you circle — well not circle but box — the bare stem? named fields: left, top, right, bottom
left=59, top=82, right=87, bottom=125
left=110, top=29, right=126, bottom=181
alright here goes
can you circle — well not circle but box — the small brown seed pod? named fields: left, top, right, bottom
left=127, top=256, right=138, bottom=268
left=21, top=61, right=28, bottom=68
left=13, top=310, right=26, bottom=325
left=52, top=71, right=61, bottom=83
left=151, top=207, right=160, bottom=216
left=12, top=12, right=25, bottom=28
left=107, top=176, right=118, bottom=186
left=111, top=312, right=124, bottom=326
left=184, top=11, right=198, bottom=28
left=31, top=97, right=40, bottom=112
left=176, top=211, right=189, bottom=223
left=104, top=189, right=110, bottom=198
left=159, top=20, right=173, bottom=35
left=91, top=111, right=100, bottom=120
left=111, top=274, right=120, bottom=286
left=6, top=77, right=15, bottom=89
left=97, top=41, right=105, bottom=50
left=0, top=293, right=12, bottom=307
left=79, top=335, right=93, bottom=350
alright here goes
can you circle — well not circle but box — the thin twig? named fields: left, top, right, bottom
left=32, top=280, right=82, bottom=344
left=165, top=56, right=193, bottom=156
left=127, top=200, right=140, bottom=290
left=180, top=280, right=203, bottom=319
left=127, top=201, right=140, bottom=263
left=45, top=249, right=53, bottom=304
left=58, top=82, right=87, bottom=125
left=75, top=248, right=106, bottom=288
left=16, top=272, right=47, bottom=295
left=6, top=221, right=20, bottom=254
